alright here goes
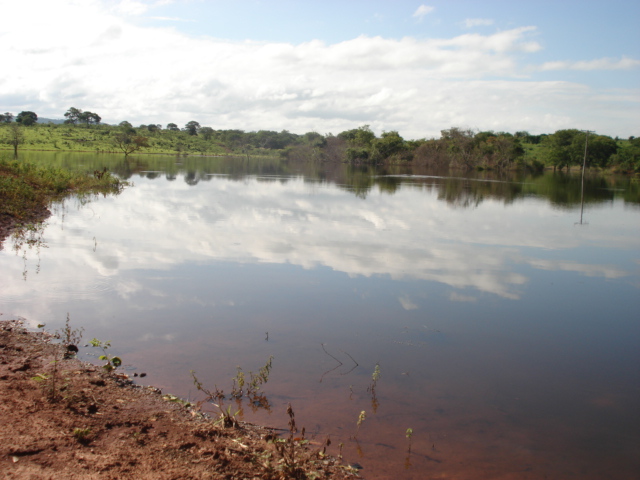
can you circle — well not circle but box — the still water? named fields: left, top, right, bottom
left=2, top=152, right=639, bottom=479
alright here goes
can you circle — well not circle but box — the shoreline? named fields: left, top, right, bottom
left=0, top=319, right=358, bottom=479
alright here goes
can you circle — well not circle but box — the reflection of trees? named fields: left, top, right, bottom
left=7, top=223, right=47, bottom=281
left=526, top=173, right=619, bottom=208
left=17, top=151, right=640, bottom=207
left=184, top=171, right=200, bottom=186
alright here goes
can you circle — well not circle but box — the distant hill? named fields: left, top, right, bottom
left=38, top=118, right=66, bottom=124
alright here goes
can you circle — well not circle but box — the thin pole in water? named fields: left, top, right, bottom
left=578, top=130, right=595, bottom=225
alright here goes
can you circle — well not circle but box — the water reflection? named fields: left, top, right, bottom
left=1, top=154, right=639, bottom=479
left=7, top=174, right=634, bottom=301
left=16, top=150, right=640, bottom=207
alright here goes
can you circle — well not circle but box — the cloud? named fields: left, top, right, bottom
left=463, top=18, right=495, bottom=28
left=413, top=5, right=434, bottom=21
left=399, top=296, right=419, bottom=310
left=150, top=16, right=194, bottom=22
left=113, top=0, right=173, bottom=16
left=5, top=172, right=637, bottom=322
left=540, top=56, right=640, bottom=71
left=525, top=259, right=628, bottom=279
left=1, top=1, right=638, bottom=138
left=114, top=0, right=150, bottom=16
left=449, top=292, right=477, bottom=302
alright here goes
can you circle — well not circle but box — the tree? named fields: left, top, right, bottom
left=79, top=111, right=101, bottom=125
left=112, top=131, right=149, bottom=157
left=166, top=123, right=179, bottom=131
left=16, top=111, right=38, bottom=126
left=6, top=123, right=25, bottom=157
left=440, top=127, right=478, bottom=169
left=184, top=121, right=201, bottom=136
left=371, top=131, right=405, bottom=161
left=303, top=131, right=326, bottom=148
left=199, top=126, right=214, bottom=140
left=610, top=137, right=640, bottom=172
left=542, top=129, right=581, bottom=170
left=338, top=125, right=375, bottom=146
left=0, top=112, right=14, bottom=123
left=579, top=134, right=617, bottom=168
left=64, top=107, right=82, bottom=124
left=64, top=108, right=101, bottom=126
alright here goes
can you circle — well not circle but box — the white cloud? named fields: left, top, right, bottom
left=113, top=0, right=173, bottom=16
left=463, top=18, right=495, bottom=28
left=449, top=292, right=477, bottom=302
left=5, top=175, right=636, bottom=313
left=413, top=5, right=434, bottom=21
left=525, top=259, right=628, bottom=279
left=540, top=56, right=640, bottom=71
left=150, top=16, right=194, bottom=22
left=399, top=296, right=419, bottom=310
left=114, top=0, right=150, bottom=16
left=0, top=1, right=638, bottom=138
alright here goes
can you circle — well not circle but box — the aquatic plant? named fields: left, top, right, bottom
left=353, top=410, right=366, bottom=440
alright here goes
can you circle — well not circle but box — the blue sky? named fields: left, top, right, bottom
left=1, top=0, right=638, bottom=138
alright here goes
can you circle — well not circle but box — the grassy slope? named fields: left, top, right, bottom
left=0, top=124, right=237, bottom=156
left=0, top=157, right=126, bottom=221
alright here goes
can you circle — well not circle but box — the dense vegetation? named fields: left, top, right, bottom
left=1, top=108, right=638, bottom=173
left=0, top=157, right=126, bottom=223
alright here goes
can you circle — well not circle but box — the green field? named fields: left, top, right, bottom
left=1, top=122, right=638, bottom=173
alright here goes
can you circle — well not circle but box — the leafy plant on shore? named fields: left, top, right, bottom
left=89, top=338, right=122, bottom=372
left=265, top=403, right=334, bottom=480
left=55, top=313, right=83, bottom=359
left=190, top=370, right=239, bottom=428
left=72, top=427, right=92, bottom=444
left=31, top=314, right=83, bottom=401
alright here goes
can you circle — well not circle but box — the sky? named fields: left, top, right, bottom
left=1, top=0, right=639, bottom=139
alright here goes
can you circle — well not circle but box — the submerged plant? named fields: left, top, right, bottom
left=190, top=355, right=275, bottom=428
left=369, top=363, right=381, bottom=392
left=406, top=428, right=413, bottom=453
left=353, top=410, right=366, bottom=440
left=231, top=355, right=274, bottom=398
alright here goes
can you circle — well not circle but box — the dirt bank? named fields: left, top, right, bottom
left=0, top=319, right=358, bottom=479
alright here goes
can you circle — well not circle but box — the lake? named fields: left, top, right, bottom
left=2, top=152, right=639, bottom=479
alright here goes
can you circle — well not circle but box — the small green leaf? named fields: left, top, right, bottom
left=111, top=357, right=122, bottom=367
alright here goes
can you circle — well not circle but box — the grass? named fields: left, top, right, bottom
left=0, top=123, right=267, bottom=157
left=0, top=156, right=127, bottom=221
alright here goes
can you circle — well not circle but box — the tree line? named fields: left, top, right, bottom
left=1, top=108, right=638, bottom=172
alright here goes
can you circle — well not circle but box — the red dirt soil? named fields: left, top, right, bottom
left=0, top=319, right=359, bottom=479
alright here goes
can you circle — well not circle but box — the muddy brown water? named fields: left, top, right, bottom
left=1, top=152, right=639, bottom=478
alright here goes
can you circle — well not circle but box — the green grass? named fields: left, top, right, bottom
left=0, top=157, right=127, bottom=221
left=0, top=123, right=265, bottom=157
